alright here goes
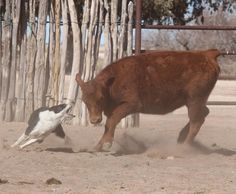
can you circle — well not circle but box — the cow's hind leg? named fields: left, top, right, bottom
left=184, top=103, right=209, bottom=143
left=177, top=122, right=190, bottom=143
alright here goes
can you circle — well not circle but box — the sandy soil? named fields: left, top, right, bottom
left=0, top=80, right=236, bottom=194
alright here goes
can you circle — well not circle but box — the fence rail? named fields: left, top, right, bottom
left=142, top=24, right=236, bottom=31
left=207, top=101, right=236, bottom=106
left=135, top=0, right=236, bottom=106
left=132, top=49, right=236, bottom=56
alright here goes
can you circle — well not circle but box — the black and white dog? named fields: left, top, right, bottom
left=11, top=103, right=74, bottom=149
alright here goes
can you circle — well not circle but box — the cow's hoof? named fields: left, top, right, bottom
left=95, top=142, right=112, bottom=152
left=102, top=142, right=112, bottom=151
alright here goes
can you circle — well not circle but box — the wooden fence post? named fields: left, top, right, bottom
left=46, top=2, right=55, bottom=107
left=103, top=0, right=112, bottom=66
left=111, top=0, right=118, bottom=61
left=81, top=0, right=89, bottom=55
left=25, top=0, right=36, bottom=120
left=118, top=0, right=128, bottom=59
left=5, top=0, right=21, bottom=121
left=53, top=0, right=61, bottom=104
left=15, top=1, right=27, bottom=121
left=121, top=0, right=135, bottom=128
left=59, top=0, right=69, bottom=104
left=133, top=0, right=142, bottom=127
left=0, top=3, right=2, bottom=95
left=119, top=0, right=128, bottom=128
left=80, top=0, right=99, bottom=126
left=33, top=0, right=48, bottom=109
left=67, top=0, right=82, bottom=103
left=0, top=0, right=12, bottom=121
left=127, top=1, right=136, bottom=127
left=94, top=0, right=104, bottom=71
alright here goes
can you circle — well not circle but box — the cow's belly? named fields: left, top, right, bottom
left=140, top=96, right=186, bottom=114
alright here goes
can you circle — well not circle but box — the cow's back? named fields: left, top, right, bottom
left=98, top=50, right=220, bottom=114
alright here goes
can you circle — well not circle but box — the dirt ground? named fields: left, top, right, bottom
left=0, top=80, right=236, bottom=194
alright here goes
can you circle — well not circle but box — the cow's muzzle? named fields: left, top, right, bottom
left=90, top=116, right=102, bottom=124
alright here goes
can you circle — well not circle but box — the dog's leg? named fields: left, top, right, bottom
left=20, top=138, right=39, bottom=149
left=11, top=133, right=29, bottom=148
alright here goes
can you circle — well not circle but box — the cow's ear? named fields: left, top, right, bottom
left=105, top=76, right=115, bottom=87
left=75, top=73, right=85, bottom=88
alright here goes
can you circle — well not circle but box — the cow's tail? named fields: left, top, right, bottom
left=206, top=49, right=221, bottom=77
left=206, top=49, right=221, bottom=59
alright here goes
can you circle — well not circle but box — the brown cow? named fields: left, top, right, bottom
left=76, top=49, right=220, bottom=151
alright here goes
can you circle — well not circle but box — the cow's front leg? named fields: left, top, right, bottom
left=95, top=102, right=136, bottom=151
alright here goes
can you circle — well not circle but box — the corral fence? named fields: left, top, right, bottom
left=0, top=0, right=135, bottom=127
left=134, top=0, right=236, bottom=109
left=0, top=0, right=235, bottom=127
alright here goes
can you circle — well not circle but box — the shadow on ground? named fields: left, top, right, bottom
left=112, top=133, right=236, bottom=157
left=45, top=147, right=74, bottom=153
left=191, top=141, right=236, bottom=156
left=44, top=133, right=236, bottom=157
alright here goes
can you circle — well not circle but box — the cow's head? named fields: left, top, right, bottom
left=76, top=73, right=114, bottom=124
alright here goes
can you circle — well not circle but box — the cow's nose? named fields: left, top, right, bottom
left=90, top=117, right=102, bottom=124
